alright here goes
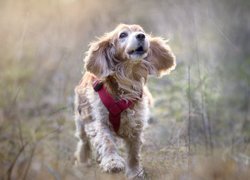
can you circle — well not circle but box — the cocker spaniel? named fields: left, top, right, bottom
left=74, top=24, right=176, bottom=179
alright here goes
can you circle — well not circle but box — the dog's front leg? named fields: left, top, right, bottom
left=93, top=124, right=125, bottom=173
left=125, top=134, right=144, bottom=179
left=74, top=116, right=91, bottom=166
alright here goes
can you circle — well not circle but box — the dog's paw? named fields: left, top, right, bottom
left=74, top=152, right=91, bottom=168
left=74, top=159, right=92, bottom=168
left=100, top=155, right=125, bottom=173
left=126, top=167, right=145, bottom=180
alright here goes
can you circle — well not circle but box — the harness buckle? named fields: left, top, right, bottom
left=93, top=81, right=103, bottom=92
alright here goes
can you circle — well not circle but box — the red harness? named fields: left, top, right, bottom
left=93, top=80, right=134, bottom=133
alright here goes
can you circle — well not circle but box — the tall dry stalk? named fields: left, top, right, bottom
left=191, top=9, right=213, bottom=154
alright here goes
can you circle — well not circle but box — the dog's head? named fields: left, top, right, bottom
left=84, top=24, right=176, bottom=78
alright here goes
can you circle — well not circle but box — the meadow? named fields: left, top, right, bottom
left=0, top=0, right=250, bottom=179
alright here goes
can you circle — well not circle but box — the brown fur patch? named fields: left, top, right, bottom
left=146, top=37, right=176, bottom=76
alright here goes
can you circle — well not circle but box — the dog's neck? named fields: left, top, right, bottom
left=104, top=61, right=149, bottom=101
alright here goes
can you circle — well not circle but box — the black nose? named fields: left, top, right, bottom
left=136, top=33, right=145, bottom=41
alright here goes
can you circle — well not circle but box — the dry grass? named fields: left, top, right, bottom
left=1, top=116, right=250, bottom=179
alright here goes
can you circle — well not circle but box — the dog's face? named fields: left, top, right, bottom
left=114, top=24, right=149, bottom=61
left=84, top=24, right=176, bottom=78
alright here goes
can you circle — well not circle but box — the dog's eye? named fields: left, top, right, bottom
left=119, top=32, right=128, bottom=39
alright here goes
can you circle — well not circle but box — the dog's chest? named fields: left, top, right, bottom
left=118, top=101, right=148, bottom=136
left=88, top=88, right=149, bottom=136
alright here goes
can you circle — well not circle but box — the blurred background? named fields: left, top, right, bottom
left=0, top=0, right=250, bottom=179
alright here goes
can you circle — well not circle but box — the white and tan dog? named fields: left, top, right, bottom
left=74, top=24, right=176, bottom=179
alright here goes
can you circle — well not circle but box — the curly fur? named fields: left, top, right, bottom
left=74, top=24, right=176, bottom=179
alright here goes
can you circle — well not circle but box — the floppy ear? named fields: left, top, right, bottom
left=84, top=33, right=114, bottom=78
left=146, top=37, right=176, bottom=77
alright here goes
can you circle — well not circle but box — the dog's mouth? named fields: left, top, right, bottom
left=128, top=46, right=146, bottom=55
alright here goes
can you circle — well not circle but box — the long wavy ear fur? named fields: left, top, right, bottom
left=84, top=33, right=114, bottom=78
left=146, top=37, right=176, bottom=77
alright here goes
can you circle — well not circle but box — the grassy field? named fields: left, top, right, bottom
left=1, top=113, right=250, bottom=179
left=1, top=0, right=250, bottom=179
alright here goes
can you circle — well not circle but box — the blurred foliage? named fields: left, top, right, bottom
left=0, top=0, right=250, bottom=179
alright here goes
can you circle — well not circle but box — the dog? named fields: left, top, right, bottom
left=74, top=24, right=176, bottom=179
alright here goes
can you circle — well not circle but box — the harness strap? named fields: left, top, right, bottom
left=93, top=80, right=133, bottom=132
